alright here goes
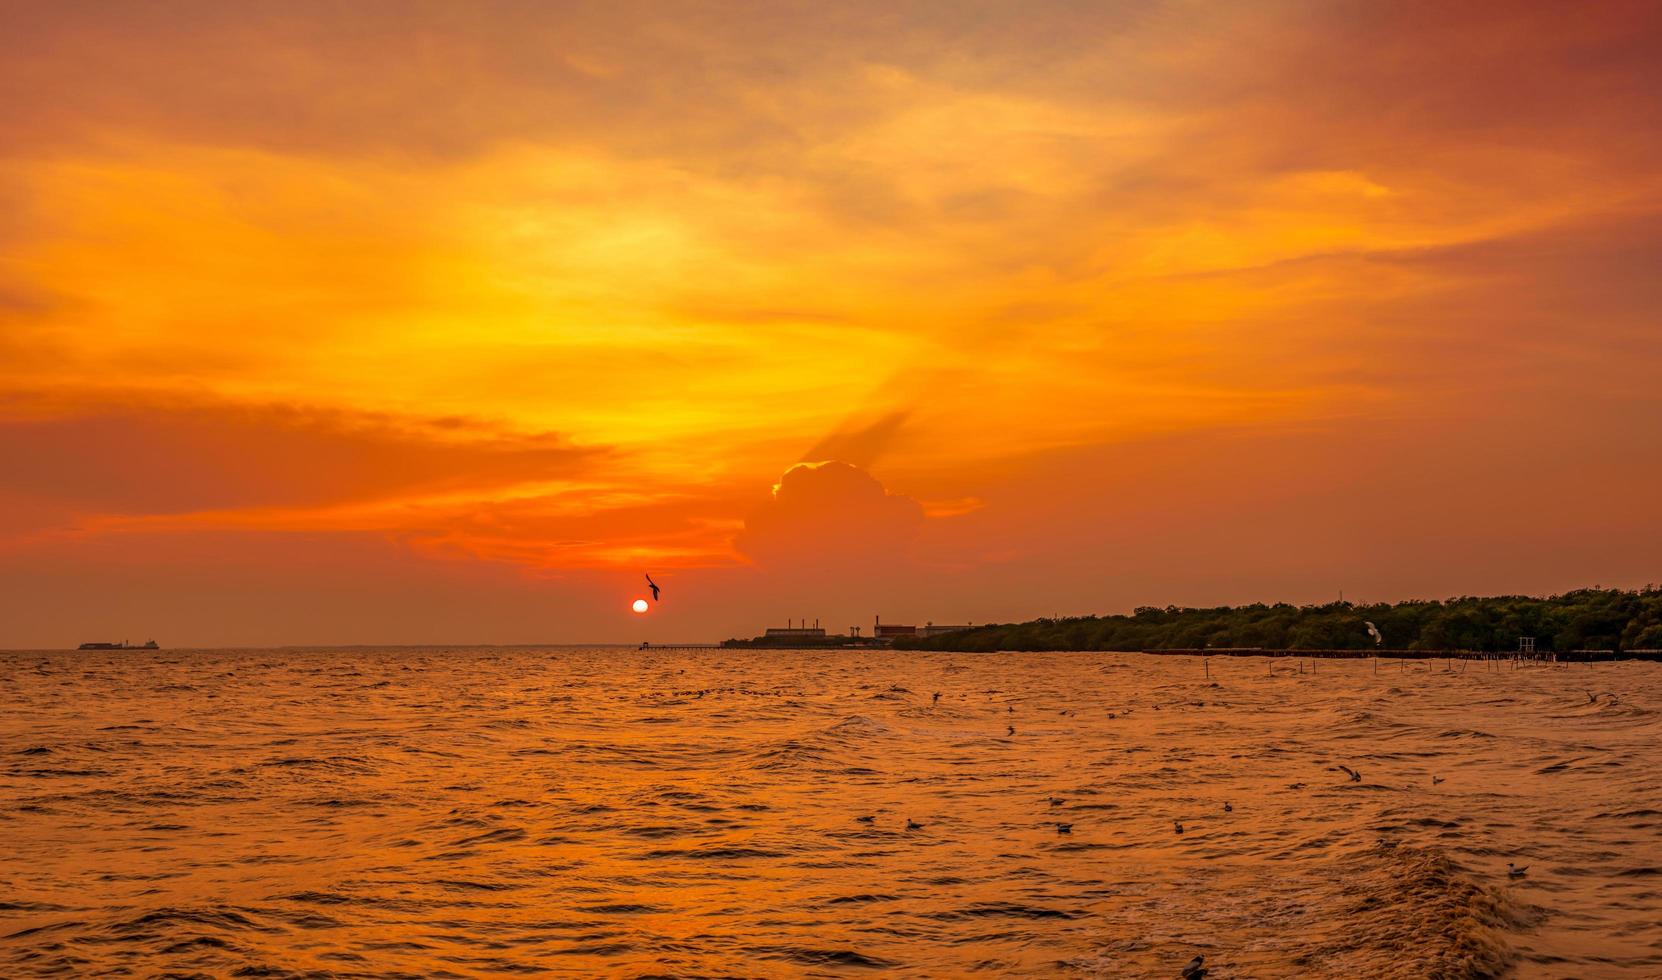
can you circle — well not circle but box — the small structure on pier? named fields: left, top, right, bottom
left=1519, top=636, right=1536, bottom=654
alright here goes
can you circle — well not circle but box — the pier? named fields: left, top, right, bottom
left=638, top=642, right=723, bottom=651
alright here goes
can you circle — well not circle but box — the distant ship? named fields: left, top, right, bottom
left=77, top=639, right=160, bottom=650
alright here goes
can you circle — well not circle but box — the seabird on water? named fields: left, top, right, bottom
left=1508, top=863, right=1528, bottom=879
left=906, top=818, right=923, bottom=830
left=1180, top=954, right=1206, bottom=979
left=1223, top=802, right=1232, bottom=812
left=1055, top=822, right=1073, bottom=834
left=855, top=815, right=875, bottom=824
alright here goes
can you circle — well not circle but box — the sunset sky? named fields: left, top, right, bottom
left=2, top=1, right=1659, bottom=647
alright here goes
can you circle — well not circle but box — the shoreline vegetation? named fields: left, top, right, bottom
left=890, top=587, right=1662, bottom=657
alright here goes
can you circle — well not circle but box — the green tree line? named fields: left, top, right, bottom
left=894, top=587, right=1662, bottom=653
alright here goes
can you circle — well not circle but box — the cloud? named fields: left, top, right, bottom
left=800, top=411, right=910, bottom=468
left=3, top=1, right=1661, bottom=645
left=0, top=394, right=602, bottom=517
left=735, top=461, right=924, bottom=568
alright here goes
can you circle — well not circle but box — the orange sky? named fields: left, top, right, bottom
left=2, top=1, right=1660, bottom=646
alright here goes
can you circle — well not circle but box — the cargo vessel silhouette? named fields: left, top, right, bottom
left=77, top=639, right=160, bottom=650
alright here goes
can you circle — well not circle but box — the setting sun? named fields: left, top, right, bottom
left=631, top=599, right=649, bottom=614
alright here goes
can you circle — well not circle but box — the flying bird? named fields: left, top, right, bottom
left=645, top=574, right=661, bottom=602
left=1365, top=621, right=1383, bottom=646
left=1337, top=765, right=1361, bottom=782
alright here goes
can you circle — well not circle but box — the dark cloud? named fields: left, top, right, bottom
left=735, top=460, right=924, bottom=568
left=16, top=2, right=1650, bottom=170
left=800, top=411, right=910, bottom=469
left=0, top=395, right=602, bottom=516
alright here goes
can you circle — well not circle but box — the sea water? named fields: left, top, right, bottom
left=2, top=648, right=1659, bottom=977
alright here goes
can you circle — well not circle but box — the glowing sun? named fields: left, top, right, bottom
left=632, top=598, right=650, bottom=614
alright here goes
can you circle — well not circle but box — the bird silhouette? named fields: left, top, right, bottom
left=855, top=815, right=875, bottom=824
left=1048, top=797, right=1064, bottom=807
left=1180, top=954, right=1206, bottom=979
left=1508, top=863, right=1528, bottom=879
left=1055, top=822, right=1073, bottom=834
left=645, top=574, right=660, bottom=601
left=1223, top=802, right=1233, bottom=812
left=932, top=692, right=941, bottom=705
left=1174, top=820, right=1184, bottom=834
left=1006, top=724, right=1015, bottom=736
left=1432, top=775, right=1445, bottom=785
left=1338, top=765, right=1361, bottom=782
left=906, top=818, right=923, bottom=830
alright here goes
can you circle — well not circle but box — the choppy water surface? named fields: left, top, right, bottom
left=2, top=649, right=1659, bottom=978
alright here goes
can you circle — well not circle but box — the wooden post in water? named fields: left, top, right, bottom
left=1204, top=654, right=1210, bottom=681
